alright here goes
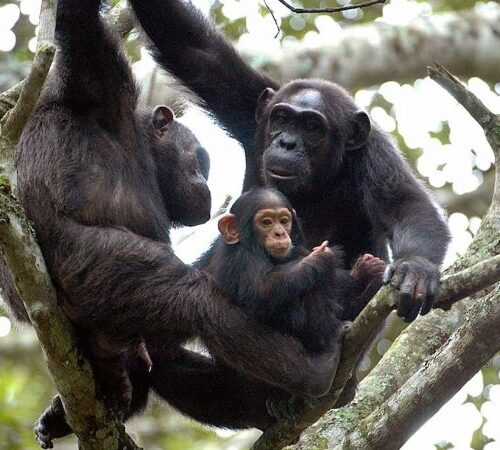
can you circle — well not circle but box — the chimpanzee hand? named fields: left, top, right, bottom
left=311, top=240, right=331, bottom=255
left=383, top=256, right=440, bottom=323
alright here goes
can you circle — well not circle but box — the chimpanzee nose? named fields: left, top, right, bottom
left=279, top=136, right=297, bottom=150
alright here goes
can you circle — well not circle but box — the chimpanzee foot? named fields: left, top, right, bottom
left=266, top=393, right=308, bottom=421
left=334, top=373, right=358, bottom=408
left=34, top=395, right=72, bottom=449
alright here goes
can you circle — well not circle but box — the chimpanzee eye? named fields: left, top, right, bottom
left=280, top=217, right=289, bottom=225
left=261, top=218, right=273, bottom=226
left=304, top=121, right=320, bottom=132
left=272, top=111, right=288, bottom=126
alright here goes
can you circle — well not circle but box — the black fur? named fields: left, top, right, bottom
left=130, top=0, right=451, bottom=323
left=8, top=1, right=348, bottom=445
left=206, top=188, right=355, bottom=353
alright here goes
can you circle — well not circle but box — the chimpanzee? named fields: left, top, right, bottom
left=11, top=1, right=347, bottom=447
left=130, top=0, right=451, bottom=323
left=207, top=188, right=385, bottom=354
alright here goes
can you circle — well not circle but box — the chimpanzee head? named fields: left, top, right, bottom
left=151, top=105, right=211, bottom=226
left=255, top=80, right=371, bottom=196
left=218, top=188, right=304, bottom=260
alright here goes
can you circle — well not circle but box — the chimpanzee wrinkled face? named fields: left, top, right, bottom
left=256, top=81, right=371, bottom=196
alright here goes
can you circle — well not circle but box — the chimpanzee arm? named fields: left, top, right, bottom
left=130, top=0, right=277, bottom=158
left=365, top=132, right=451, bottom=322
left=56, top=220, right=338, bottom=398
left=55, top=0, right=137, bottom=120
left=259, top=253, right=338, bottom=313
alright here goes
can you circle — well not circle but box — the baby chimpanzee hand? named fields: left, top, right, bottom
left=350, top=254, right=386, bottom=284
left=311, top=240, right=332, bottom=255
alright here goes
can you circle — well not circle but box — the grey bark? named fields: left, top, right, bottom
left=289, top=64, right=500, bottom=450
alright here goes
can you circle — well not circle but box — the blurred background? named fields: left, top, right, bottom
left=0, top=0, right=499, bottom=448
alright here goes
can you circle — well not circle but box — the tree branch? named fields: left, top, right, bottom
left=274, top=0, right=385, bottom=14
left=334, top=284, right=500, bottom=450
left=0, top=44, right=55, bottom=147
left=243, top=6, right=500, bottom=89
left=252, top=255, right=500, bottom=449
left=0, top=81, right=24, bottom=121
left=0, top=181, right=140, bottom=450
left=0, top=1, right=141, bottom=448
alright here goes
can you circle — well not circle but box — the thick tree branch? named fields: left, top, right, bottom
left=243, top=6, right=500, bottom=89
left=334, top=284, right=500, bottom=450
left=0, top=181, right=140, bottom=450
left=252, top=255, right=500, bottom=450
left=289, top=65, right=500, bottom=450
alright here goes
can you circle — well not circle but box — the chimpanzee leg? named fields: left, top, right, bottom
left=148, top=347, right=276, bottom=430
left=34, top=358, right=152, bottom=449
left=91, top=355, right=132, bottom=418
left=33, top=358, right=131, bottom=450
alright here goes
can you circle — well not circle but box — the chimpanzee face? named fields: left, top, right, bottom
left=262, top=89, right=330, bottom=195
left=256, top=82, right=371, bottom=197
left=151, top=106, right=212, bottom=226
left=253, top=207, right=293, bottom=259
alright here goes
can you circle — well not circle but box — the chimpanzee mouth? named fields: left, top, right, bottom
left=266, top=168, right=299, bottom=181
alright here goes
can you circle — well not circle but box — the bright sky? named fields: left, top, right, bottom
left=1, top=0, right=500, bottom=448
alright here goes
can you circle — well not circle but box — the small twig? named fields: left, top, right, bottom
left=428, top=63, right=500, bottom=216
left=275, top=0, right=385, bottom=14
left=263, top=0, right=281, bottom=38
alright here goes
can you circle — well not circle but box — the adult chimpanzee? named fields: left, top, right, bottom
left=12, top=0, right=346, bottom=447
left=130, top=0, right=451, bottom=323
left=208, top=188, right=385, bottom=354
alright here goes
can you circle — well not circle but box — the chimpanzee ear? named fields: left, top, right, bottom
left=346, top=111, right=371, bottom=150
left=218, top=214, right=240, bottom=244
left=152, top=105, right=175, bottom=136
left=255, top=88, right=276, bottom=123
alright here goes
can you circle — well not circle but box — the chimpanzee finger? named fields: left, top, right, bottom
left=34, top=422, right=53, bottom=449
left=396, top=270, right=417, bottom=321
left=382, top=263, right=395, bottom=284
left=391, top=262, right=410, bottom=290
left=266, top=397, right=279, bottom=419
left=420, top=278, right=438, bottom=315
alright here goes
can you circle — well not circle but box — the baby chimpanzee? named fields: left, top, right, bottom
left=205, top=188, right=385, bottom=356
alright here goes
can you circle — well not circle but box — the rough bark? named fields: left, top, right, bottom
left=0, top=44, right=55, bottom=148
left=251, top=256, right=500, bottom=450
left=334, top=285, right=500, bottom=450
left=288, top=64, right=500, bottom=450
left=243, top=6, right=500, bottom=89
left=0, top=180, right=140, bottom=450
